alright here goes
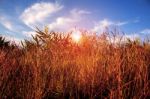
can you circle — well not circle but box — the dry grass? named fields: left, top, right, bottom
left=0, top=28, right=150, bottom=99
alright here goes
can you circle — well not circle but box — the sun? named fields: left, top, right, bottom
left=71, top=30, right=82, bottom=43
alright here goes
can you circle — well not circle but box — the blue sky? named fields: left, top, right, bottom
left=0, top=0, right=150, bottom=42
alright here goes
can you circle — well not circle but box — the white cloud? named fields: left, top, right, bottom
left=0, top=15, right=28, bottom=33
left=116, top=21, right=128, bottom=26
left=20, top=2, right=63, bottom=28
left=140, top=29, right=150, bottom=34
left=48, top=9, right=90, bottom=31
left=48, top=17, right=75, bottom=31
left=92, top=19, right=128, bottom=33
left=0, top=16, right=14, bottom=31
left=70, top=8, right=91, bottom=16
left=78, top=10, right=91, bottom=14
left=22, top=31, right=37, bottom=37
left=92, top=19, right=112, bottom=33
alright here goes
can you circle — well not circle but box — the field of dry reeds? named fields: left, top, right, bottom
left=0, top=28, right=150, bottom=99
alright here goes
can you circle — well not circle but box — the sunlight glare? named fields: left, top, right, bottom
left=71, top=30, right=82, bottom=43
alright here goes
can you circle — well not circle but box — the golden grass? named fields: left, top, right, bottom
left=0, top=28, right=150, bottom=99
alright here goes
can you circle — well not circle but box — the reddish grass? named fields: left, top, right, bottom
left=0, top=29, right=150, bottom=99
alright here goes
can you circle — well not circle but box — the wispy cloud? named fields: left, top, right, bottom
left=22, top=31, right=36, bottom=37
left=116, top=21, right=128, bottom=26
left=70, top=8, right=91, bottom=15
left=48, top=17, right=76, bottom=31
left=140, top=29, right=150, bottom=34
left=0, top=16, right=14, bottom=31
left=92, top=19, right=128, bottom=33
left=0, top=14, right=28, bottom=34
left=21, top=9, right=90, bottom=38
left=92, top=19, right=112, bottom=33
left=20, top=2, right=63, bottom=28
left=92, top=17, right=141, bottom=33
left=21, top=9, right=91, bottom=37
left=48, top=9, right=90, bottom=31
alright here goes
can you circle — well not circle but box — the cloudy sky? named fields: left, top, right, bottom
left=0, top=0, right=150, bottom=42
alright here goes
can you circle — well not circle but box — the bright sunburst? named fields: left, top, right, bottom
left=71, top=30, right=82, bottom=43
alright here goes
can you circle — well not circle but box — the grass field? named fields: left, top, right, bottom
left=0, top=28, right=150, bottom=99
